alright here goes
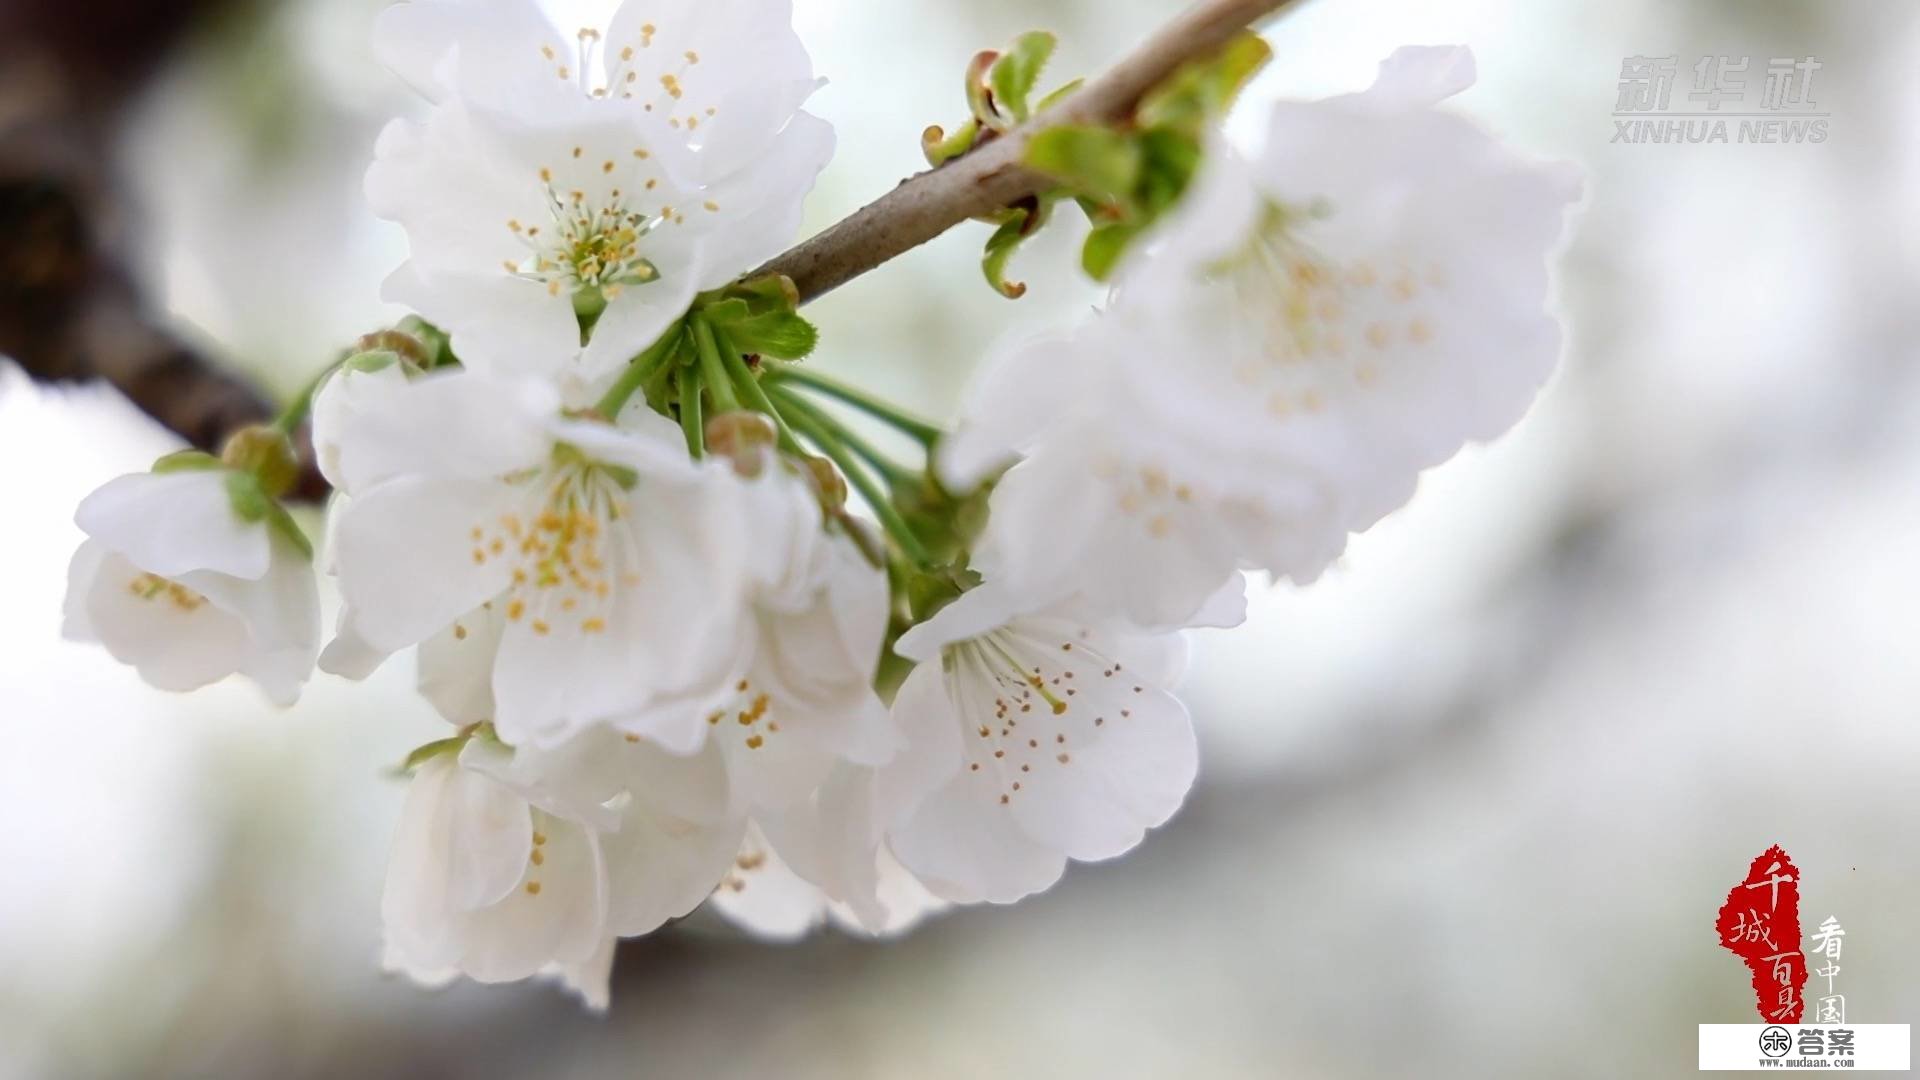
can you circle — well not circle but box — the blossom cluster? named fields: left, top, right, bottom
left=59, top=0, right=1578, bottom=1010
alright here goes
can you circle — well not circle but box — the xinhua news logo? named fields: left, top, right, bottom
left=1612, top=54, right=1828, bottom=145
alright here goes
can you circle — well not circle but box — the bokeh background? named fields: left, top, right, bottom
left=3, top=0, right=1917, bottom=1076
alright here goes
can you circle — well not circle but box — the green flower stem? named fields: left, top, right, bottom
left=677, top=367, right=703, bottom=457
left=691, top=318, right=739, bottom=414
left=270, top=362, right=340, bottom=434
left=777, top=394, right=932, bottom=567
left=765, top=383, right=917, bottom=489
left=711, top=325, right=802, bottom=455
left=762, top=363, right=942, bottom=446
left=593, top=326, right=684, bottom=419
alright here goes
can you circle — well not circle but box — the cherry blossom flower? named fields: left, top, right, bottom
left=407, top=623, right=749, bottom=945
left=1114, top=45, right=1581, bottom=496
left=940, top=46, right=1580, bottom=629
left=321, top=368, right=758, bottom=745
left=943, top=327, right=1324, bottom=629
left=366, top=0, right=833, bottom=389
left=63, top=468, right=319, bottom=705
left=383, top=695, right=746, bottom=1005
left=381, top=738, right=614, bottom=1006
left=623, top=466, right=901, bottom=806
left=878, top=586, right=1198, bottom=904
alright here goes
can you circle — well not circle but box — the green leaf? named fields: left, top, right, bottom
left=1024, top=125, right=1142, bottom=203
left=989, top=31, right=1056, bottom=124
left=722, top=310, right=818, bottom=360
left=1135, top=128, right=1203, bottom=216
left=1081, top=222, right=1143, bottom=281
left=151, top=449, right=222, bottom=474
left=696, top=297, right=753, bottom=326
left=699, top=273, right=815, bottom=359
left=1137, top=31, right=1272, bottom=134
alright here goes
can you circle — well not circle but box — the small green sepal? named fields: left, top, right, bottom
left=151, top=449, right=222, bottom=474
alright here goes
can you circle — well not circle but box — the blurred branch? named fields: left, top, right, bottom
left=758, top=0, right=1302, bottom=302
left=0, top=0, right=329, bottom=495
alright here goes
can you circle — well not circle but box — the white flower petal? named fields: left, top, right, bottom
left=872, top=659, right=963, bottom=828
left=937, top=329, right=1091, bottom=491
left=707, top=823, right=829, bottom=941
left=382, top=263, right=582, bottom=384
left=548, top=934, right=616, bottom=1012
left=417, top=604, right=505, bottom=726
left=79, top=548, right=252, bottom=693
left=1354, top=44, right=1477, bottom=112
left=320, top=367, right=560, bottom=483
left=60, top=538, right=105, bottom=642
left=680, top=110, right=835, bottom=289
left=311, top=358, right=413, bottom=495
left=889, top=776, right=1065, bottom=905
left=575, top=273, right=702, bottom=383
left=445, top=742, right=538, bottom=910
left=451, top=810, right=606, bottom=981
left=332, top=475, right=520, bottom=653
left=318, top=610, right=391, bottom=679
left=75, top=470, right=270, bottom=581
left=382, top=755, right=468, bottom=975
left=600, top=807, right=744, bottom=937
left=181, top=531, right=321, bottom=705
left=374, top=0, right=571, bottom=110
left=893, top=583, right=1023, bottom=663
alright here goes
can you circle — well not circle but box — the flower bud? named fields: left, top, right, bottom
left=353, top=328, right=431, bottom=368
left=800, top=455, right=847, bottom=510
left=219, top=425, right=300, bottom=499
left=704, top=410, right=778, bottom=477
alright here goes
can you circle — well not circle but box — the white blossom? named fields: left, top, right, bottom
left=409, top=612, right=751, bottom=938
left=383, top=725, right=748, bottom=1006
left=877, top=586, right=1198, bottom=904
left=381, top=738, right=613, bottom=1006
left=366, top=0, right=833, bottom=390
left=623, top=464, right=901, bottom=808
left=944, top=327, right=1319, bottom=629
left=321, top=368, right=759, bottom=746
left=941, top=45, right=1580, bottom=629
left=63, top=469, right=319, bottom=704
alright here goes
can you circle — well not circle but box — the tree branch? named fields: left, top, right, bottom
left=756, top=0, right=1300, bottom=303
left=1, top=0, right=332, bottom=496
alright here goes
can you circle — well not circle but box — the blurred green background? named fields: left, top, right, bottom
left=2, top=0, right=1917, bottom=1076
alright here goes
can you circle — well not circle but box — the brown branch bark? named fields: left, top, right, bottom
left=0, top=0, right=331, bottom=496
left=758, top=0, right=1300, bottom=302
